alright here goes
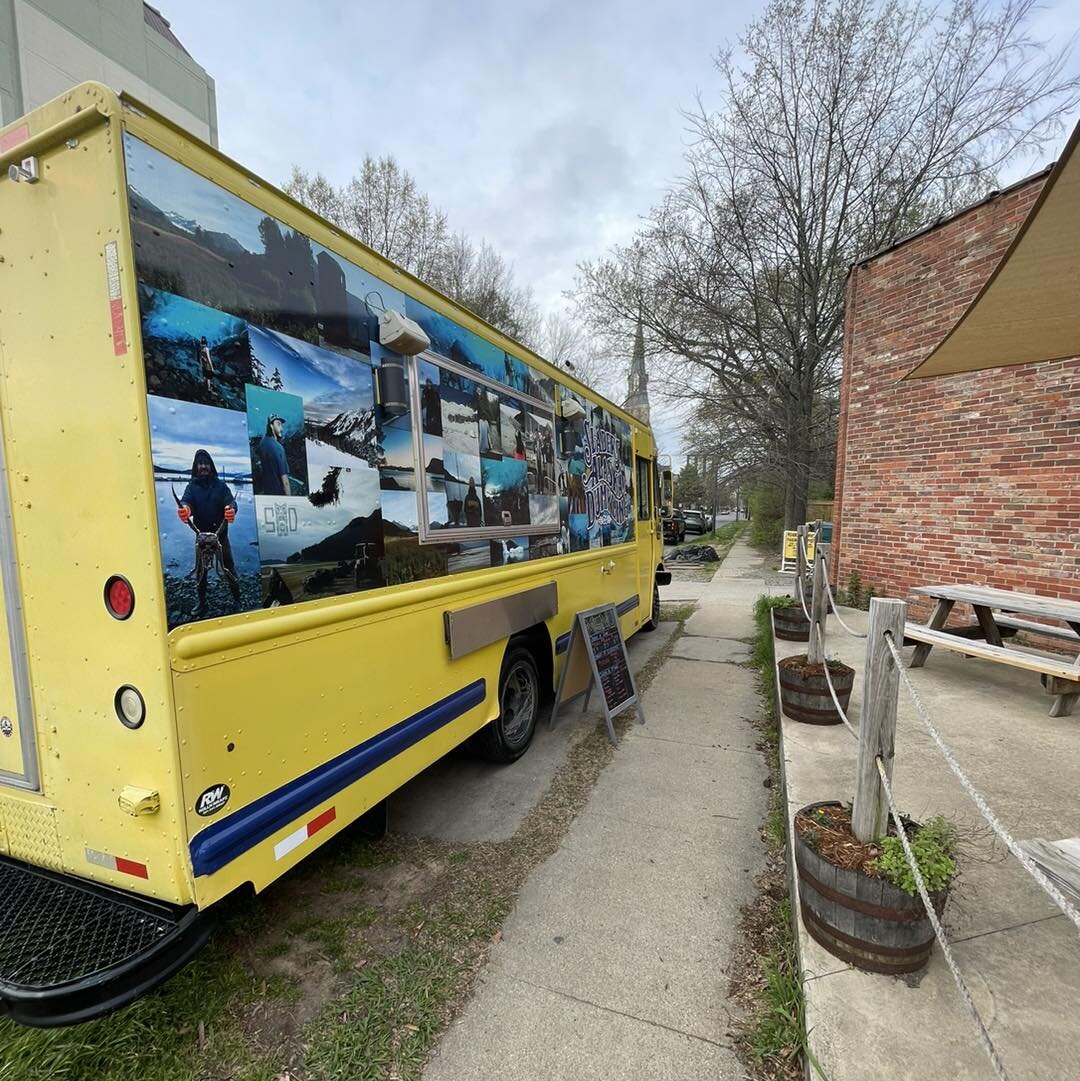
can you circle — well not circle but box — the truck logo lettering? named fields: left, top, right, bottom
left=582, top=426, right=631, bottom=527
left=195, top=783, right=230, bottom=817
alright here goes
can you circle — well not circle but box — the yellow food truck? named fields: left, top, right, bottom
left=0, top=83, right=669, bottom=1025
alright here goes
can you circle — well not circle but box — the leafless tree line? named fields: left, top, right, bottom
left=573, top=0, right=1079, bottom=526
left=285, top=157, right=627, bottom=396
left=285, top=156, right=538, bottom=344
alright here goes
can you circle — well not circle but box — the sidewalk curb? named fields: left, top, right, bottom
left=769, top=609, right=817, bottom=1081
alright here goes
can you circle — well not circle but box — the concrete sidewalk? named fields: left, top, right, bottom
left=759, top=545, right=1080, bottom=1081
left=422, top=539, right=777, bottom=1080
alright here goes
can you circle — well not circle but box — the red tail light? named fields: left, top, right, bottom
left=104, top=576, right=135, bottom=620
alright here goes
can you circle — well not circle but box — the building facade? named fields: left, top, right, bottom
left=0, top=0, right=216, bottom=144
left=832, top=170, right=1080, bottom=626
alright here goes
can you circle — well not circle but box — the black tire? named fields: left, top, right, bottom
left=470, top=646, right=541, bottom=763
left=641, top=583, right=661, bottom=632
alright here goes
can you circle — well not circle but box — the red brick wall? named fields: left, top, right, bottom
left=832, top=175, right=1080, bottom=633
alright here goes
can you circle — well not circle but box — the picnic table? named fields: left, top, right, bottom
left=905, top=584, right=1080, bottom=717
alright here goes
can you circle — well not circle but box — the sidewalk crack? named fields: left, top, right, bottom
left=629, top=731, right=761, bottom=755
left=502, top=973, right=735, bottom=1050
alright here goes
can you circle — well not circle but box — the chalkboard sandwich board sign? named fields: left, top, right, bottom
left=550, top=603, right=645, bottom=743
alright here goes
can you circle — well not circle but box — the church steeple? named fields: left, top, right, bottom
left=623, top=313, right=650, bottom=426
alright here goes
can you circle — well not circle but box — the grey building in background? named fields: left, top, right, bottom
left=0, top=0, right=216, bottom=144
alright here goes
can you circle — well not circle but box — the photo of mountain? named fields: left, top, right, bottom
left=381, top=423, right=416, bottom=472
left=482, top=455, right=530, bottom=526
left=380, top=489, right=420, bottom=535
left=426, top=488, right=450, bottom=530
left=422, top=433, right=444, bottom=479
left=256, top=461, right=380, bottom=560
left=125, top=132, right=407, bottom=355
left=247, top=323, right=382, bottom=468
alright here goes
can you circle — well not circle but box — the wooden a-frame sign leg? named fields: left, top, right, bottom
left=549, top=603, right=645, bottom=745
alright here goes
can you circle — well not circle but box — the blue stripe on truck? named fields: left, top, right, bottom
left=189, top=679, right=487, bottom=877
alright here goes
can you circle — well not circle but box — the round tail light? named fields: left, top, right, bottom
left=105, top=576, right=135, bottom=620
left=115, top=685, right=146, bottom=729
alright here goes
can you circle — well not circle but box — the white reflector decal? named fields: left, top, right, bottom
left=273, top=806, right=336, bottom=861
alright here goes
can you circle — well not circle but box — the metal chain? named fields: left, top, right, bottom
left=874, top=757, right=1010, bottom=1081
left=810, top=622, right=858, bottom=739
left=883, top=632, right=1080, bottom=936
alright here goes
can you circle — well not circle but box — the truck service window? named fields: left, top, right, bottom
left=636, top=456, right=652, bottom=520
left=411, top=354, right=560, bottom=542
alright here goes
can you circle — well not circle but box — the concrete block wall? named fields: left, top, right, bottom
left=832, top=173, right=1080, bottom=632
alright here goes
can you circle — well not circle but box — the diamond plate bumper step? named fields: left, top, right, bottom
left=0, top=855, right=214, bottom=1027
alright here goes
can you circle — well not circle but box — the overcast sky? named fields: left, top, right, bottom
left=168, top=0, right=1079, bottom=462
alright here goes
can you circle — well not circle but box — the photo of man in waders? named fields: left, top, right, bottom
left=198, top=336, right=215, bottom=393
left=176, top=449, right=241, bottom=617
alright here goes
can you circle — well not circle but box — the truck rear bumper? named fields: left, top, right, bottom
left=0, top=855, right=213, bottom=1027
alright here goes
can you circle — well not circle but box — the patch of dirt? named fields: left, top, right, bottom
left=795, top=804, right=884, bottom=876
left=726, top=649, right=804, bottom=1081
left=777, top=653, right=853, bottom=677
left=728, top=854, right=802, bottom=1081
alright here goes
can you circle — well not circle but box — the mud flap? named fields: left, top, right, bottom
left=0, top=855, right=214, bottom=1027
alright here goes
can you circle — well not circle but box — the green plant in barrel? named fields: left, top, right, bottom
left=872, top=815, right=957, bottom=896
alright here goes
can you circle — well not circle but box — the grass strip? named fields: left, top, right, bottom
left=733, top=592, right=820, bottom=1080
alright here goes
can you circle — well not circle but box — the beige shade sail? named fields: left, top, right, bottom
left=906, top=116, right=1080, bottom=379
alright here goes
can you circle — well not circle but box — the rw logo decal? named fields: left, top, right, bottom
left=195, top=783, right=230, bottom=817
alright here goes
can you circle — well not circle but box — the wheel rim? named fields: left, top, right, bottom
left=500, top=660, right=538, bottom=745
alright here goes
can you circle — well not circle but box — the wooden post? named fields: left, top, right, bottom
left=852, top=598, right=907, bottom=843
left=807, top=541, right=829, bottom=665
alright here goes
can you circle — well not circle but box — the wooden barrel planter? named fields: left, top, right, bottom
left=778, top=654, right=854, bottom=725
left=773, top=606, right=810, bottom=642
left=794, top=801, right=945, bottom=974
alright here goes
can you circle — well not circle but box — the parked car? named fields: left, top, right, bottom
left=683, top=509, right=708, bottom=535
left=663, top=511, right=686, bottom=544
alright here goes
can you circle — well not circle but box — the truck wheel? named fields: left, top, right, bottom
left=641, top=584, right=661, bottom=632
left=471, top=647, right=540, bottom=763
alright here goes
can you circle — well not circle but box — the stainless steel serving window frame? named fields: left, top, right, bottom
left=409, top=351, right=561, bottom=544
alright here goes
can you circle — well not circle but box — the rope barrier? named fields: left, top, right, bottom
left=874, top=757, right=1010, bottom=1081
left=794, top=563, right=812, bottom=621
left=820, top=569, right=868, bottom=640
left=810, top=622, right=858, bottom=739
left=882, top=631, right=1080, bottom=937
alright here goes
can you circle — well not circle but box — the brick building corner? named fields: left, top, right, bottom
left=832, top=171, right=1080, bottom=628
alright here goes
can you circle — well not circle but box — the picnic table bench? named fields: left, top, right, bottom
left=904, top=584, right=1080, bottom=718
